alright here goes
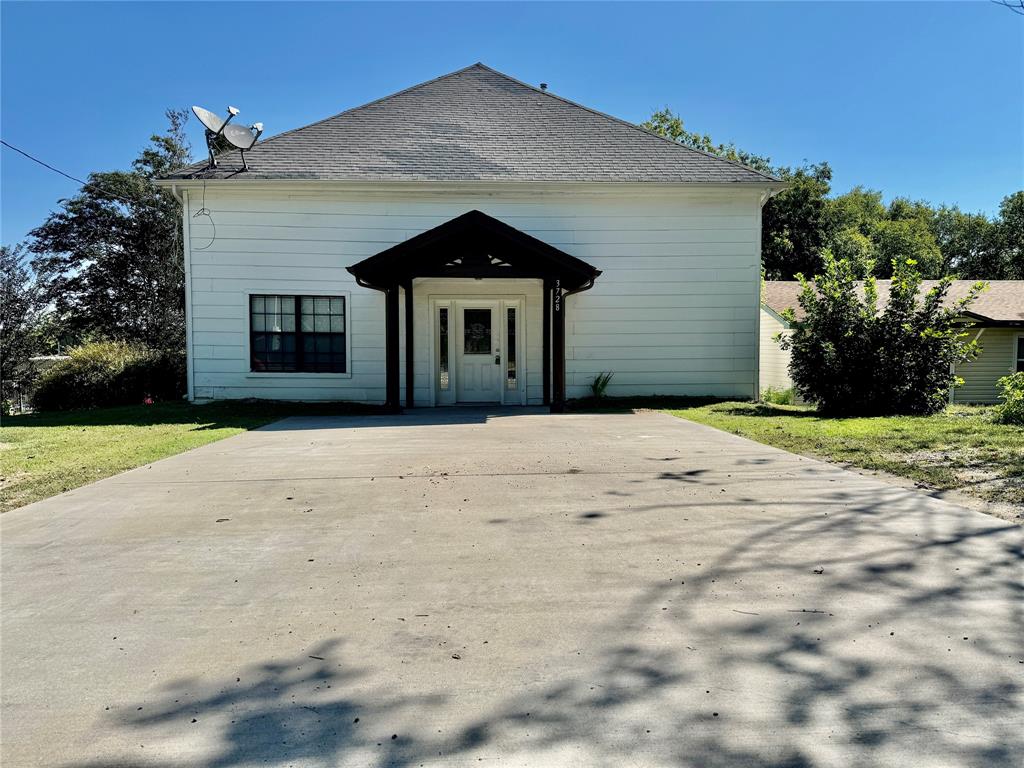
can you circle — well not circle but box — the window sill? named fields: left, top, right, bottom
left=246, top=371, right=353, bottom=380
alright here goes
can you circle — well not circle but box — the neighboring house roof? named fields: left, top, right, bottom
left=162, top=63, right=781, bottom=184
left=763, top=280, right=1024, bottom=326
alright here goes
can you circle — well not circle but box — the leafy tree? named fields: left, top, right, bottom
left=928, top=205, right=998, bottom=277
left=29, top=109, right=191, bottom=350
left=994, top=191, right=1024, bottom=279
left=761, top=162, right=834, bottom=279
left=643, top=107, right=1021, bottom=280
left=826, top=187, right=886, bottom=237
left=780, top=255, right=984, bottom=415
left=0, top=243, right=44, bottom=384
left=826, top=228, right=875, bottom=277
left=641, top=108, right=774, bottom=174
left=870, top=218, right=943, bottom=278
left=642, top=109, right=835, bottom=279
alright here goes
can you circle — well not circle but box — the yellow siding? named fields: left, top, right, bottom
left=759, top=308, right=793, bottom=393
left=954, top=328, right=1020, bottom=404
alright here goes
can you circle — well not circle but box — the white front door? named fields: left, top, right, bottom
left=455, top=301, right=502, bottom=403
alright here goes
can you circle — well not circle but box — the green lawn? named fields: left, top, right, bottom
left=0, top=401, right=380, bottom=513
left=666, top=402, right=1024, bottom=506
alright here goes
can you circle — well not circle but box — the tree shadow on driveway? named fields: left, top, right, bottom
left=62, top=485, right=1023, bottom=768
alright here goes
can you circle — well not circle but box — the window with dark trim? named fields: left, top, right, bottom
left=250, top=295, right=346, bottom=373
left=1016, top=336, right=1024, bottom=373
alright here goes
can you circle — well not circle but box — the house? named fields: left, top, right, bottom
left=761, top=280, right=1024, bottom=403
left=158, top=63, right=784, bottom=412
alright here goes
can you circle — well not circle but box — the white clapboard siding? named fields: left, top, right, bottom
left=759, top=308, right=794, bottom=394
left=183, top=185, right=765, bottom=404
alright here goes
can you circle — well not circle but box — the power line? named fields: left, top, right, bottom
left=0, top=138, right=167, bottom=213
left=2, top=138, right=185, bottom=272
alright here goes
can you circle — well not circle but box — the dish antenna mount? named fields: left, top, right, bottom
left=192, top=105, right=264, bottom=171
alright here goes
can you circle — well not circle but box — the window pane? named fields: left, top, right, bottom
left=464, top=309, right=491, bottom=354
left=252, top=294, right=345, bottom=374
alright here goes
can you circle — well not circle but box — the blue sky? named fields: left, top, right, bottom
left=2, top=1, right=1021, bottom=246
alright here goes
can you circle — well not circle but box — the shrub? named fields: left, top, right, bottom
left=994, top=372, right=1024, bottom=425
left=780, top=255, right=984, bottom=416
left=761, top=386, right=795, bottom=405
left=591, top=372, right=614, bottom=399
left=31, top=341, right=185, bottom=411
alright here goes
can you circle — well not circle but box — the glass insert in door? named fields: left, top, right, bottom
left=506, top=307, right=517, bottom=389
left=438, top=307, right=450, bottom=390
left=463, top=309, right=492, bottom=354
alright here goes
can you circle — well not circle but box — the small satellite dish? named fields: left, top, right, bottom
left=222, top=122, right=265, bottom=171
left=223, top=123, right=258, bottom=150
left=191, top=105, right=261, bottom=170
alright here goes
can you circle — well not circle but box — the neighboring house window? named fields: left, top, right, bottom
left=250, top=295, right=346, bottom=373
left=1017, top=335, right=1024, bottom=373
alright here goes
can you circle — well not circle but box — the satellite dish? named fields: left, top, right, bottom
left=191, top=105, right=260, bottom=170
left=192, top=106, right=227, bottom=134
left=223, top=123, right=258, bottom=150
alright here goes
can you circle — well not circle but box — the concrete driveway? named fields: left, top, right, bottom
left=2, top=409, right=1022, bottom=767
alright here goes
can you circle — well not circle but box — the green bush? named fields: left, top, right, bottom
left=761, top=386, right=795, bottom=405
left=31, top=341, right=185, bottom=411
left=780, top=255, right=984, bottom=416
left=994, top=372, right=1024, bottom=425
left=591, top=372, right=614, bottom=399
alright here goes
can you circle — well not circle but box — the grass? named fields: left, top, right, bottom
left=0, top=400, right=381, bottom=513
left=665, top=401, right=1024, bottom=506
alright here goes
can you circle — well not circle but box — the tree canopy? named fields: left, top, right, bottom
left=28, top=109, right=191, bottom=350
left=643, top=107, right=1023, bottom=281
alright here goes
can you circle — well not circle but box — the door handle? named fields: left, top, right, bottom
left=495, top=354, right=501, bottom=365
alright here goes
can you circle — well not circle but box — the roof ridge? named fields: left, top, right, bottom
left=471, top=63, right=782, bottom=183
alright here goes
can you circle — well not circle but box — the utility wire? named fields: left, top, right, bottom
left=2, top=137, right=187, bottom=274
left=1, top=138, right=168, bottom=213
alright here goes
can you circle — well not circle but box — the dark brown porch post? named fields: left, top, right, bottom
left=385, top=285, right=401, bottom=413
left=551, top=279, right=566, bottom=413
left=403, top=280, right=414, bottom=409
left=542, top=279, right=552, bottom=406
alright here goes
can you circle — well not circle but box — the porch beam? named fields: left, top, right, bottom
left=385, top=285, right=401, bottom=413
left=404, top=280, right=414, bottom=409
left=551, top=279, right=566, bottom=413
left=542, top=279, right=552, bottom=406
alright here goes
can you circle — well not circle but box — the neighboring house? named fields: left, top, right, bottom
left=157, top=63, right=783, bottom=412
left=761, top=281, right=1024, bottom=404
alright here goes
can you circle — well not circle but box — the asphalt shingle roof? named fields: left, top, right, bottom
left=763, top=280, right=1024, bottom=325
left=164, top=63, right=779, bottom=184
